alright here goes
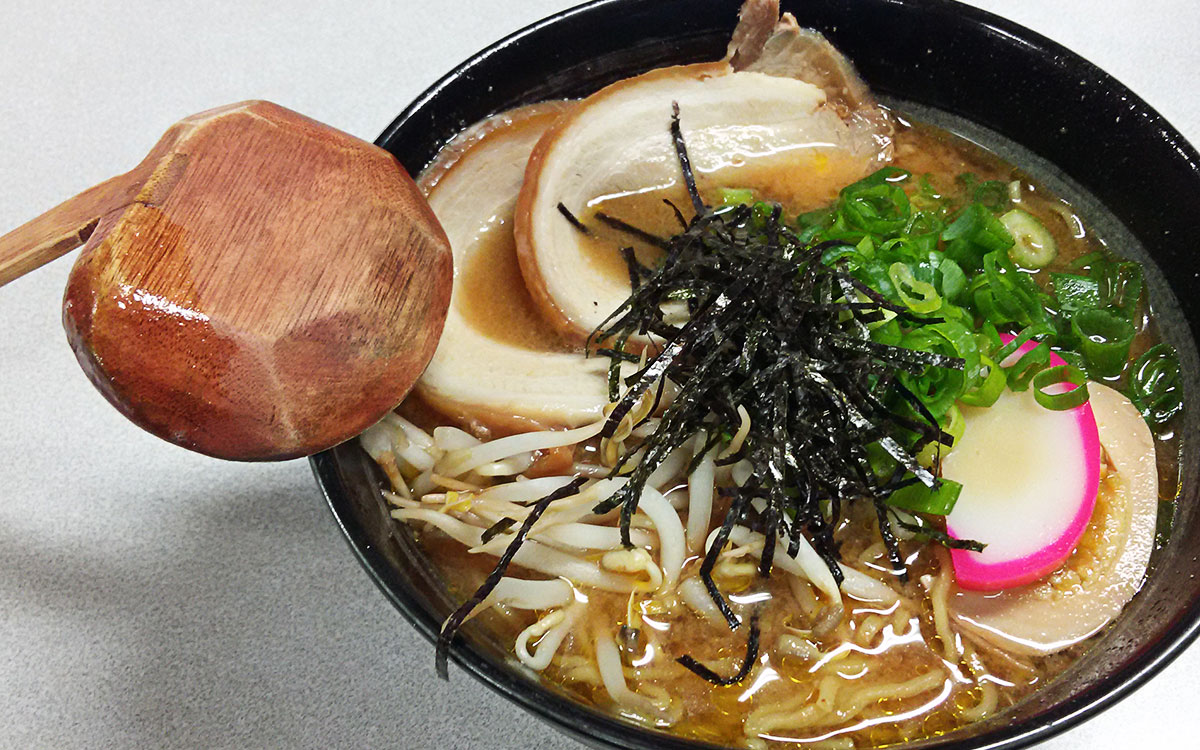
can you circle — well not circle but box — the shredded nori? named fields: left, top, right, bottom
left=437, top=103, right=971, bottom=686
left=596, top=213, right=670, bottom=250
left=480, top=516, right=516, bottom=544
left=583, top=103, right=966, bottom=642
left=436, top=477, right=587, bottom=678
left=676, top=610, right=762, bottom=686
left=670, top=101, right=705, bottom=216
left=557, top=201, right=591, bottom=235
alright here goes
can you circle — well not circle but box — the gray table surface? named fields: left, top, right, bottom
left=2, top=1, right=1198, bottom=748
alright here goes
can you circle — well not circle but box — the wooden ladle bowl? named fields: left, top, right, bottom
left=0, top=101, right=453, bottom=460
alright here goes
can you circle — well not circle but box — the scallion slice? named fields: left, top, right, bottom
left=887, top=478, right=963, bottom=516
left=841, top=182, right=912, bottom=234
left=1050, top=273, right=1100, bottom=314
left=1031, top=364, right=1089, bottom=410
left=942, top=203, right=1014, bottom=253
left=1071, top=308, right=1136, bottom=377
left=1000, top=209, right=1057, bottom=269
left=719, top=187, right=754, bottom=206
left=888, top=262, right=942, bottom=314
left=1005, top=342, right=1050, bottom=391
left=959, top=354, right=1005, bottom=407
left=917, top=404, right=965, bottom=466
left=1130, top=343, right=1184, bottom=426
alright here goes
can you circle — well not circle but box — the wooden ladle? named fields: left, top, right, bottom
left=0, top=101, right=452, bottom=460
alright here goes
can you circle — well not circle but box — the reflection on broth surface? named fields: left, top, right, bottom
left=366, top=101, right=1181, bottom=749
left=458, top=215, right=571, bottom=353
left=580, top=148, right=870, bottom=290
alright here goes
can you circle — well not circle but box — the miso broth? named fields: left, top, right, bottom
left=378, top=108, right=1181, bottom=749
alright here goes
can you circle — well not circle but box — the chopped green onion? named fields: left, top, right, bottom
left=866, top=441, right=899, bottom=479
left=820, top=243, right=860, bottom=267
left=973, top=180, right=1011, bottom=212
left=993, top=323, right=1055, bottom=392
left=917, top=404, right=964, bottom=466
left=1005, top=342, right=1050, bottom=391
left=1031, top=364, right=1089, bottom=410
left=1071, top=308, right=1136, bottom=377
left=719, top=187, right=755, bottom=206
left=912, top=174, right=943, bottom=209
left=942, top=203, right=1015, bottom=254
left=944, top=237, right=986, bottom=272
left=1070, top=251, right=1143, bottom=318
left=1129, top=343, right=1184, bottom=426
left=978, top=321, right=1002, bottom=351
left=970, top=251, right=1051, bottom=327
left=905, top=211, right=945, bottom=240
left=993, top=322, right=1053, bottom=365
left=1000, top=209, right=1057, bottom=269
left=841, top=182, right=912, bottom=234
left=1051, top=273, right=1100, bottom=314
left=888, top=262, right=942, bottom=313
left=870, top=316, right=903, bottom=344
left=1097, top=261, right=1143, bottom=317
left=937, top=257, right=967, bottom=302
left=959, top=354, right=1005, bottom=407
left=887, top=478, right=963, bottom=516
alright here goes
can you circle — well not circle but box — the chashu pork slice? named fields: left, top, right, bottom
left=415, top=103, right=612, bottom=433
left=515, top=0, right=894, bottom=342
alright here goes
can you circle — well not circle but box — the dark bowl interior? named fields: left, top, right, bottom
left=312, top=0, right=1200, bottom=748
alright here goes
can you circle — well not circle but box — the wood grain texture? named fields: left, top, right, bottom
left=59, top=101, right=452, bottom=460
left=0, top=171, right=142, bottom=286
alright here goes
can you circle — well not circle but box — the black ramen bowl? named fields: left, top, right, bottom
left=311, top=0, right=1200, bottom=747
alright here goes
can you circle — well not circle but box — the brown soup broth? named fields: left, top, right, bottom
left=401, top=111, right=1180, bottom=748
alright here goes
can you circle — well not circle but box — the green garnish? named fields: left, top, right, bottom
left=1050, top=272, right=1100, bottom=314
left=959, top=355, right=1004, bottom=407
left=942, top=203, right=1014, bottom=270
left=1129, top=343, right=1184, bottom=425
left=887, top=478, right=963, bottom=516
left=1000, top=208, right=1058, bottom=269
left=1031, top=364, right=1090, bottom=411
left=719, top=187, right=755, bottom=206
left=1071, top=308, right=1137, bottom=377
left=915, top=404, right=964, bottom=468
left=889, top=262, right=942, bottom=314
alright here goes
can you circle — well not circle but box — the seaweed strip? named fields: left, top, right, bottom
left=890, top=509, right=985, bottom=552
left=571, top=108, right=978, bottom=654
left=595, top=212, right=670, bottom=249
left=595, top=347, right=640, bottom=364
left=556, top=202, right=591, bottom=235
left=874, top=501, right=908, bottom=582
left=480, top=517, right=516, bottom=544
left=619, top=246, right=642, bottom=291
left=435, top=477, right=587, bottom=679
left=670, top=101, right=704, bottom=216
left=676, top=611, right=761, bottom=686
left=663, top=198, right=688, bottom=229
left=698, top=488, right=752, bottom=629
left=758, top=505, right=778, bottom=578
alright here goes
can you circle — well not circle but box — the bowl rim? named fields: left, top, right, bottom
left=316, top=0, right=1200, bottom=748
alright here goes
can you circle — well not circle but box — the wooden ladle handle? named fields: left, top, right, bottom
left=0, top=169, right=145, bottom=286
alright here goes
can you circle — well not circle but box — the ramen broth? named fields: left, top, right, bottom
left=405, top=112, right=1180, bottom=747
